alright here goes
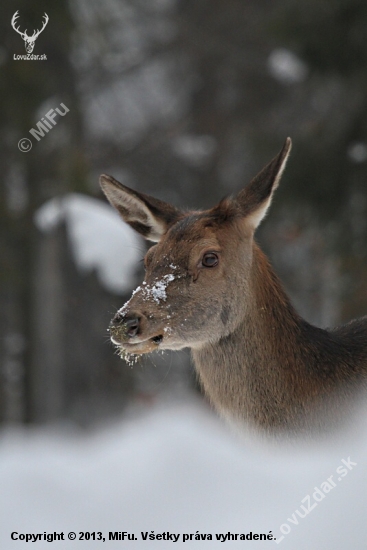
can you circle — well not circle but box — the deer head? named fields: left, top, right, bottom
left=11, top=11, right=49, bottom=54
left=100, top=139, right=292, bottom=359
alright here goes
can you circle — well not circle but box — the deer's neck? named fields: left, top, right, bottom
left=192, top=244, right=354, bottom=432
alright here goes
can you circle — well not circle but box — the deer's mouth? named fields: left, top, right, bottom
left=111, top=333, right=164, bottom=355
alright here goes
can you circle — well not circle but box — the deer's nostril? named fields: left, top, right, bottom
left=124, top=316, right=140, bottom=338
left=111, top=312, right=141, bottom=338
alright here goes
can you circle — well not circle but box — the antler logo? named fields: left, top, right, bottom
left=11, top=10, right=49, bottom=54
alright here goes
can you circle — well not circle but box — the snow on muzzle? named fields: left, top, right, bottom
left=108, top=274, right=175, bottom=353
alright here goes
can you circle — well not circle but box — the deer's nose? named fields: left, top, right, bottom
left=112, top=312, right=141, bottom=338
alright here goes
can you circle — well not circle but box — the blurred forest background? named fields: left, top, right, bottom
left=1, top=0, right=367, bottom=426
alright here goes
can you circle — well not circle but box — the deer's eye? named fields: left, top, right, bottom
left=201, top=252, right=219, bottom=268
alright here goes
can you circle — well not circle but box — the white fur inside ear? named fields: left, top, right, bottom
left=100, top=179, right=165, bottom=242
left=116, top=192, right=166, bottom=242
left=246, top=195, right=273, bottom=229
left=247, top=140, right=291, bottom=230
left=272, top=142, right=290, bottom=191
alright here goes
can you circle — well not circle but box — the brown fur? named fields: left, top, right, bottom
left=100, top=139, right=367, bottom=434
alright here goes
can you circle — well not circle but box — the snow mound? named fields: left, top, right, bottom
left=34, top=193, right=143, bottom=294
left=0, top=402, right=366, bottom=549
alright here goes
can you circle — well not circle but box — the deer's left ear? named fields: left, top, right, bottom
left=100, top=175, right=183, bottom=242
left=237, top=138, right=292, bottom=229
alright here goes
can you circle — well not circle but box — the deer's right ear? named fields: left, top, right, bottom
left=236, top=138, right=292, bottom=230
left=99, top=175, right=182, bottom=242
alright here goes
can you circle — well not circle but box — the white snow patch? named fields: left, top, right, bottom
left=148, top=274, right=175, bottom=303
left=0, top=402, right=367, bottom=549
left=128, top=274, right=175, bottom=305
left=267, top=48, right=308, bottom=84
left=116, top=274, right=175, bottom=316
left=34, top=193, right=142, bottom=294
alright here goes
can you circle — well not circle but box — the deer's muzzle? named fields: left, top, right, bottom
left=109, top=310, right=163, bottom=355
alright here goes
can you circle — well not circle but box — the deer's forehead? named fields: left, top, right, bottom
left=147, top=214, right=222, bottom=267
left=167, top=212, right=247, bottom=249
left=165, top=214, right=222, bottom=250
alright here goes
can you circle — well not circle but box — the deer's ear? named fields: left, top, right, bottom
left=237, top=138, right=292, bottom=229
left=100, top=175, right=183, bottom=242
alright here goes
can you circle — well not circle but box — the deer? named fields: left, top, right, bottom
left=100, top=138, right=367, bottom=434
left=11, top=11, right=49, bottom=54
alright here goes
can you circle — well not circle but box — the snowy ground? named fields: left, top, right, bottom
left=1, top=400, right=366, bottom=549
